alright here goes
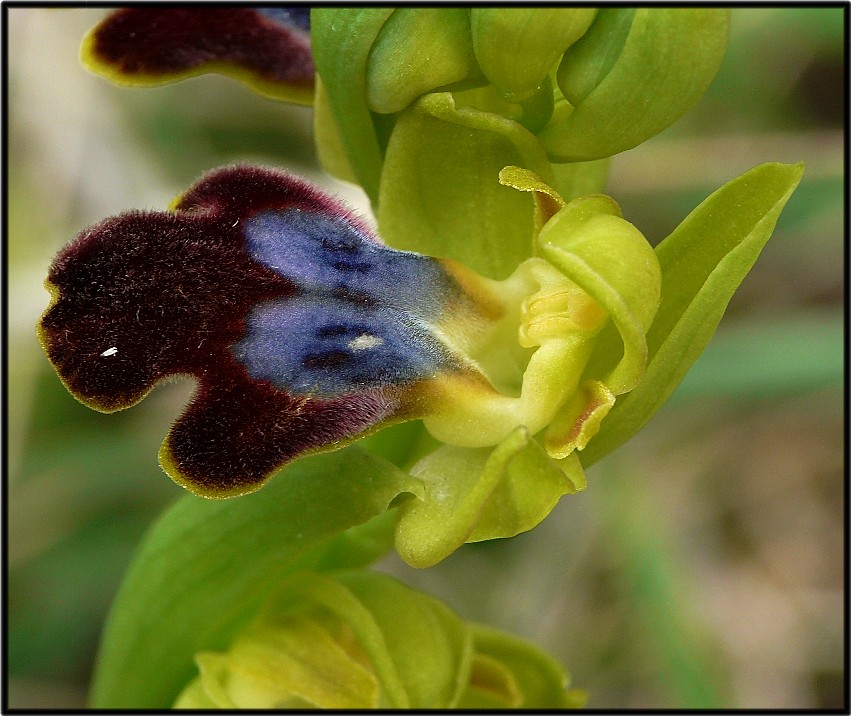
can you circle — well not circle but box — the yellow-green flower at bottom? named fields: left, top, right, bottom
left=172, top=570, right=585, bottom=709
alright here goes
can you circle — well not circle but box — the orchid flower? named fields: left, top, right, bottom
left=36, top=9, right=806, bottom=711
left=38, top=164, right=657, bottom=507
left=40, top=8, right=801, bottom=571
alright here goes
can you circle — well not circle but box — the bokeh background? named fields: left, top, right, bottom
left=7, top=7, right=845, bottom=709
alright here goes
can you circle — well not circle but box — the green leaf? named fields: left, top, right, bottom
left=582, top=162, right=804, bottom=465
left=543, top=9, right=730, bottom=160
left=89, top=447, right=421, bottom=708
left=310, top=8, right=394, bottom=200
left=669, top=310, right=844, bottom=402
left=378, top=92, right=550, bottom=279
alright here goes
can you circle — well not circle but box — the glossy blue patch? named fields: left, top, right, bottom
left=233, top=209, right=461, bottom=397
left=233, top=297, right=453, bottom=397
left=243, top=210, right=452, bottom=319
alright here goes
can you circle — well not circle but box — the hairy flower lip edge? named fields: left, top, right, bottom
left=37, top=166, right=470, bottom=498
left=81, top=7, right=315, bottom=105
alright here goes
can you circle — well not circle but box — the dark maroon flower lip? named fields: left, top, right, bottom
left=37, top=165, right=474, bottom=498
left=82, top=7, right=314, bottom=103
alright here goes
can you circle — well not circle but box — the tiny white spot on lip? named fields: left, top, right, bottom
left=348, top=334, right=384, bottom=351
left=100, top=346, right=118, bottom=357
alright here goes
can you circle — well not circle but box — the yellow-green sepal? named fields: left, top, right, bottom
left=537, top=195, right=662, bottom=395
left=310, top=8, right=394, bottom=200
left=581, top=162, right=805, bottom=465
left=378, top=92, right=553, bottom=279
left=313, top=76, right=360, bottom=185
left=394, top=427, right=584, bottom=569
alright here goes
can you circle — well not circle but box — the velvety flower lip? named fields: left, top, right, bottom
left=82, top=7, right=314, bottom=103
left=37, top=165, right=475, bottom=498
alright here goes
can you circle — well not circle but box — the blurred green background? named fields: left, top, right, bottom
left=7, top=8, right=845, bottom=709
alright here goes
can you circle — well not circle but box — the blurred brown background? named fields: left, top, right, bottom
left=7, top=8, right=845, bottom=709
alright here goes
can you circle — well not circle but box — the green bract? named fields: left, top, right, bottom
left=90, top=448, right=420, bottom=708
left=581, top=161, right=805, bottom=465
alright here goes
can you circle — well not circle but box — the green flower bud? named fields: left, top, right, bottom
left=172, top=570, right=581, bottom=709
left=470, top=8, right=597, bottom=102
left=308, top=7, right=729, bottom=272
left=541, top=8, right=730, bottom=160
left=366, top=8, right=479, bottom=114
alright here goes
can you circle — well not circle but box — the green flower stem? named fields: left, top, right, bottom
left=593, top=460, right=732, bottom=707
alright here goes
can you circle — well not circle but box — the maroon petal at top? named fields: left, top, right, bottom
left=83, top=8, right=314, bottom=103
